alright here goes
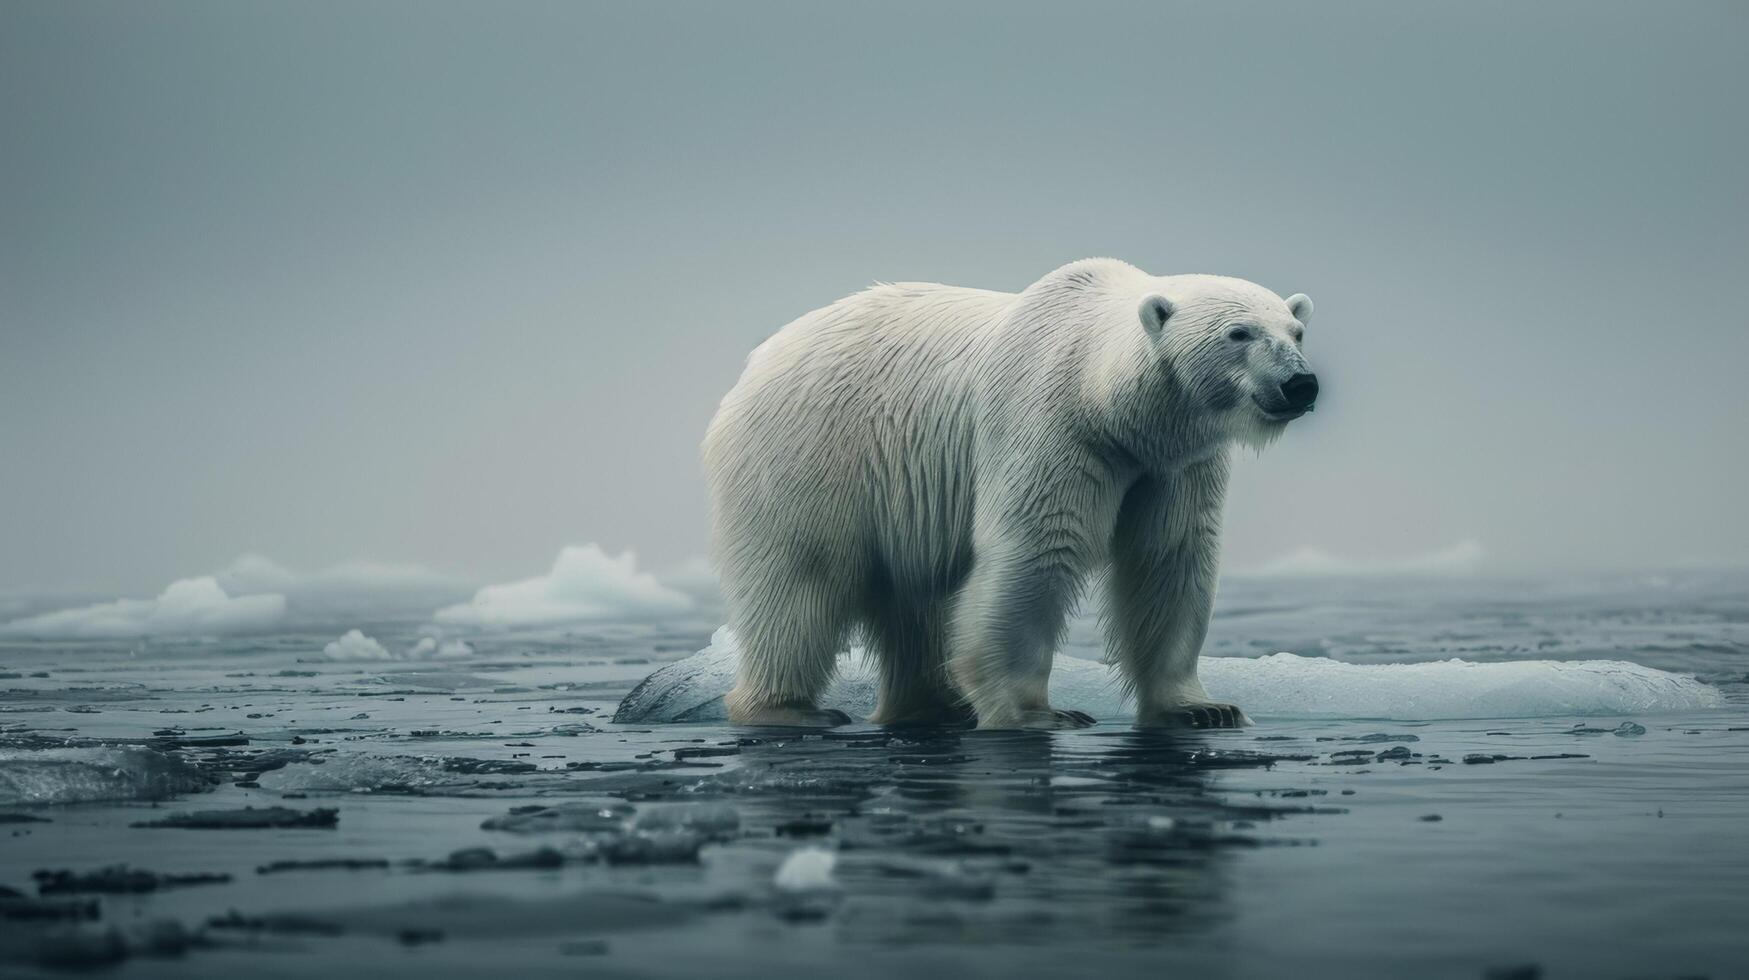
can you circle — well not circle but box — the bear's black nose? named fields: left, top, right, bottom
left=1280, top=373, right=1319, bottom=411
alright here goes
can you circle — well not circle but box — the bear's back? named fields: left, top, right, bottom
left=704, top=280, right=1019, bottom=577
left=709, top=281, right=1014, bottom=447
left=747, top=282, right=1012, bottom=385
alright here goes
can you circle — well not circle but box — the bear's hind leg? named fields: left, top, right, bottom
left=725, top=574, right=855, bottom=728
left=865, top=600, right=972, bottom=727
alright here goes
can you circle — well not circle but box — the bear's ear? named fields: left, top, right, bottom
left=1285, top=293, right=1314, bottom=325
left=1138, top=294, right=1175, bottom=337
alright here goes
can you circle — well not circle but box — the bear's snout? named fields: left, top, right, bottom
left=1279, top=373, right=1319, bottom=413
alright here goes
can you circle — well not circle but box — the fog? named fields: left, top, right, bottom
left=4, top=0, right=1746, bottom=597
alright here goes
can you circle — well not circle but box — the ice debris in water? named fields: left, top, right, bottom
left=476, top=801, right=738, bottom=866
left=615, top=626, right=1725, bottom=724
left=256, top=754, right=454, bottom=793
left=773, top=847, right=838, bottom=894
left=420, top=846, right=564, bottom=872
left=0, top=747, right=213, bottom=806
left=131, top=806, right=338, bottom=830
left=480, top=801, right=739, bottom=838
left=482, top=803, right=635, bottom=834
left=34, top=866, right=232, bottom=894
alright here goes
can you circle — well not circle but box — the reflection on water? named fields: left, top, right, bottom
left=660, top=727, right=1311, bottom=946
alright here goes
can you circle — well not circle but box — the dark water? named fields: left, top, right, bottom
left=2, top=573, right=1746, bottom=979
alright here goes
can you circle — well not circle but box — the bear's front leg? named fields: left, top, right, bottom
left=948, top=548, right=1094, bottom=729
left=947, top=463, right=1109, bottom=730
left=1108, top=458, right=1250, bottom=730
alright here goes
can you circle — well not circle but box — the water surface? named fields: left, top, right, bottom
left=2, top=573, right=1745, bottom=979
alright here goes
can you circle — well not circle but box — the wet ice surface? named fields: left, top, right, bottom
left=1, top=574, right=1746, bottom=979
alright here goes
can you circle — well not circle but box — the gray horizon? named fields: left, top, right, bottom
left=4, top=0, right=1747, bottom=598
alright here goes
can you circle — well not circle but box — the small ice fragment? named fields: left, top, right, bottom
left=773, top=847, right=838, bottom=893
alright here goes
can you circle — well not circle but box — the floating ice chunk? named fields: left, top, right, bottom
left=323, top=629, right=393, bottom=661
left=256, top=754, right=451, bottom=793
left=773, top=847, right=838, bottom=893
left=614, top=627, right=1723, bottom=724
left=0, top=747, right=212, bottom=805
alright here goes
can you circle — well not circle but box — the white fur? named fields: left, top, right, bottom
left=705, top=258, right=1315, bottom=729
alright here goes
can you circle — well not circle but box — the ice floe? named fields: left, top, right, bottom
left=614, top=626, right=1724, bottom=724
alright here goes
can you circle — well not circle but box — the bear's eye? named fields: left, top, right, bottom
left=1226, top=326, right=1254, bottom=343
left=1290, top=326, right=1304, bottom=343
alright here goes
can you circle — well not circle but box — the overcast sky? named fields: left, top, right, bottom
left=3, top=0, right=1746, bottom=596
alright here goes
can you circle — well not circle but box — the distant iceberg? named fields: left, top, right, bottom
left=0, top=576, right=285, bottom=639
left=615, top=627, right=1723, bottom=724
left=1247, top=538, right=1486, bottom=578
left=435, top=545, right=692, bottom=627
left=322, top=628, right=395, bottom=661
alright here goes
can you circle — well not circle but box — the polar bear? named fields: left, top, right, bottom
left=705, top=258, right=1318, bottom=729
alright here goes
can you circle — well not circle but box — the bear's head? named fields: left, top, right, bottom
left=1137, top=275, right=1318, bottom=448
